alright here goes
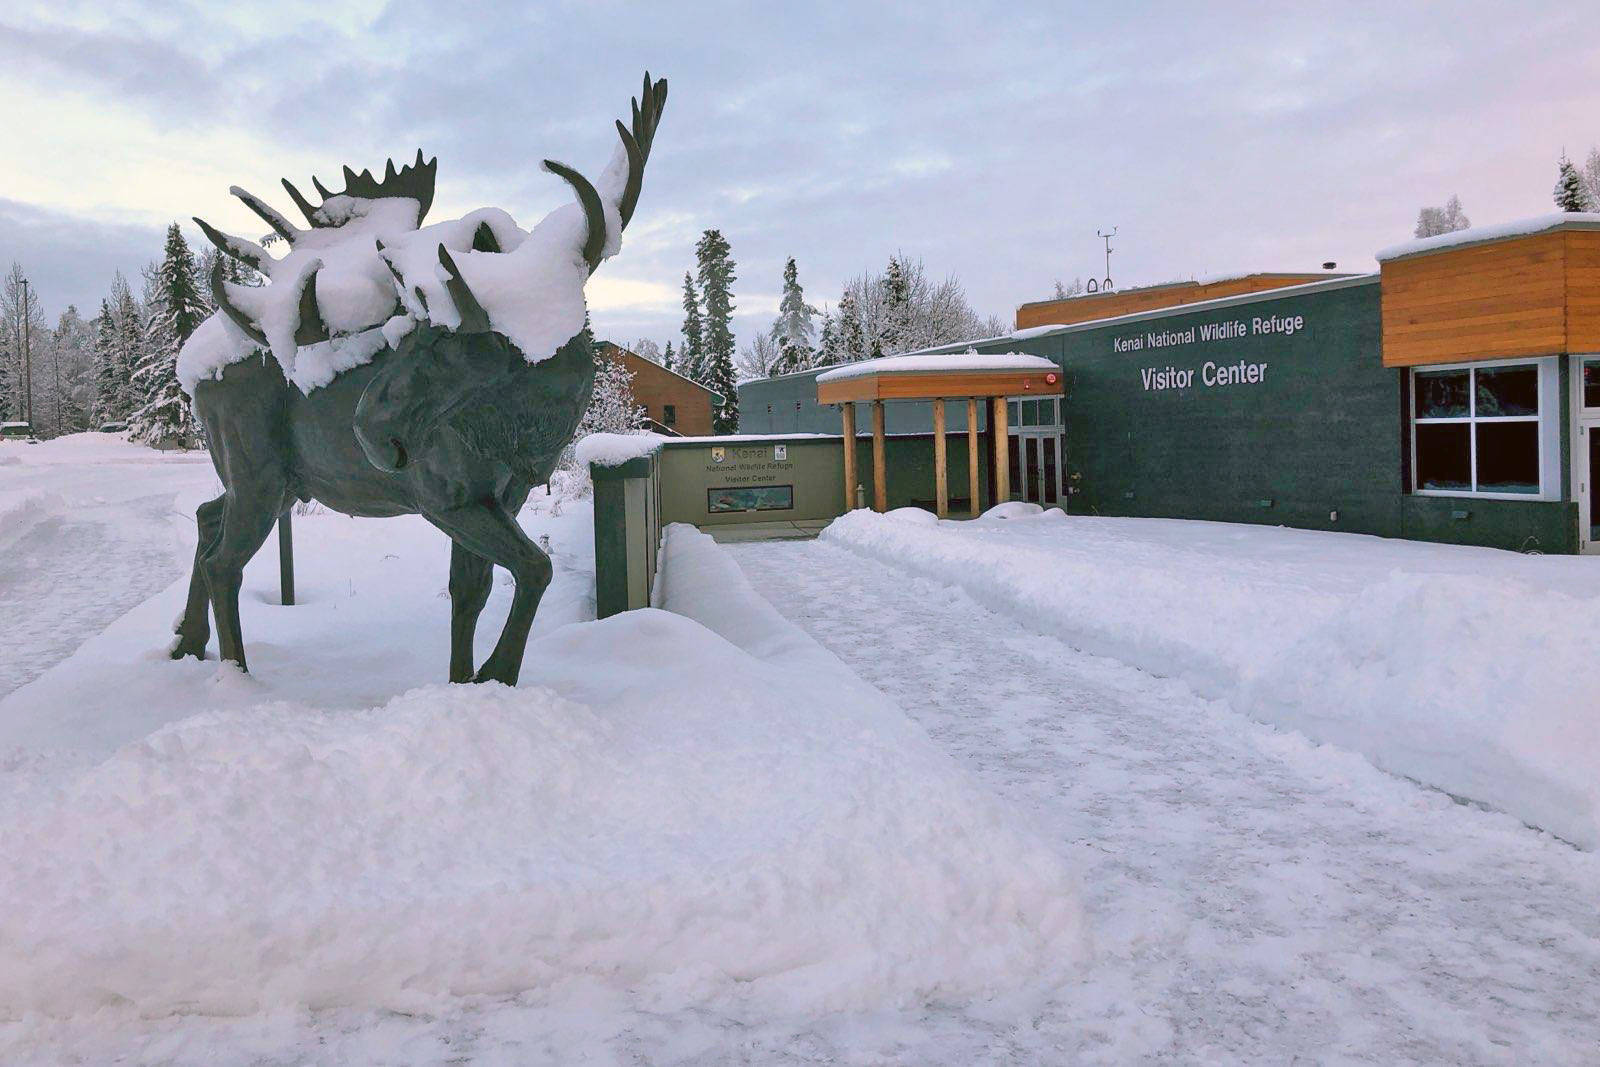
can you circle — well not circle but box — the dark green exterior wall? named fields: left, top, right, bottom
left=735, top=277, right=1580, bottom=553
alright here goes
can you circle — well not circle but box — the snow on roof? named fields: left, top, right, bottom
left=1376, top=213, right=1600, bottom=262
left=814, top=352, right=1057, bottom=384
left=575, top=431, right=665, bottom=468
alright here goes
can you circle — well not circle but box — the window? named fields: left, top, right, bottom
left=1582, top=358, right=1600, bottom=410
left=1411, top=361, right=1545, bottom=496
left=664, top=404, right=677, bottom=426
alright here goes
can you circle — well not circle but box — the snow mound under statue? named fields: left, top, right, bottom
left=0, top=525, right=1087, bottom=1020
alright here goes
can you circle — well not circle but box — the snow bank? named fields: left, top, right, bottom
left=1377, top=212, right=1600, bottom=261
left=815, top=352, right=1058, bottom=383
left=0, top=508, right=1086, bottom=1021
left=574, top=431, right=665, bottom=468
left=822, top=510, right=1600, bottom=848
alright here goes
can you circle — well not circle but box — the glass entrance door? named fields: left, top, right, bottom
left=1016, top=433, right=1061, bottom=505
left=1582, top=422, right=1600, bottom=554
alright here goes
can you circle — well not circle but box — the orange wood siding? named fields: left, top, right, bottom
left=816, top=370, right=1062, bottom=405
left=1014, top=274, right=1333, bottom=331
left=1378, top=230, right=1600, bottom=367
left=1567, top=229, right=1600, bottom=355
left=602, top=347, right=717, bottom=435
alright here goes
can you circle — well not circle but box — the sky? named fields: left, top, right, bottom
left=3, top=1, right=1598, bottom=355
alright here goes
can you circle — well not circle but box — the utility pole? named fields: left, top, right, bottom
left=20, top=278, right=32, bottom=430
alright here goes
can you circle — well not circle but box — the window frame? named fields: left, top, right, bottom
left=1410, top=356, right=1555, bottom=500
left=1579, top=355, right=1600, bottom=415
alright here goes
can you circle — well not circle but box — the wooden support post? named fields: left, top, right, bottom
left=992, top=396, right=1010, bottom=507
left=278, top=509, right=295, bottom=606
left=967, top=397, right=980, bottom=518
left=933, top=398, right=948, bottom=518
left=871, top=400, right=887, bottom=513
left=840, top=402, right=858, bottom=511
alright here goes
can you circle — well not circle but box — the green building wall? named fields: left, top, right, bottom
left=736, top=275, right=1580, bottom=553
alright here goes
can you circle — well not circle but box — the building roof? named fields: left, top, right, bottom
left=595, top=340, right=726, bottom=404
left=1376, top=212, right=1600, bottom=262
left=815, top=352, right=1063, bottom=404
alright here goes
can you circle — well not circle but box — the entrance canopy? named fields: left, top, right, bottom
left=816, top=353, right=1064, bottom=519
left=815, top=352, right=1061, bottom=403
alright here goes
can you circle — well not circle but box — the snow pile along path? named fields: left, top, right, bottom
left=822, top=507, right=1600, bottom=848
left=0, top=517, right=1085, bottom=1020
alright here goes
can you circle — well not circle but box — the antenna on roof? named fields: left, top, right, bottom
left=1096, top=227, right=1117, bottom=292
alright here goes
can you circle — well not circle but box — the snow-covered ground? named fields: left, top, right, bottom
left=825, top=505, right=1600, bottom=849
left=730, top=526, right=1600, bottom=1062
left=0, top=434, right=217, bottom=700
left=0, top=437, right=1083, bottom=1063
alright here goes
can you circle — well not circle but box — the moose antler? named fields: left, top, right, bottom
left=278, top=151, right=439, bottom=229
left=416, top=73, right=668, bottom=334
left=208, top=260, right=267, bottom=345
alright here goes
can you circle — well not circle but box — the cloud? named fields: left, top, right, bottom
left=3, top=0, right=1597, bottom=357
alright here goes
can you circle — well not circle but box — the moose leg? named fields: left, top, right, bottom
left=171, top=495, right=226, bottom=660
left=202, top=492, right=284, bottom=672
left=424, top=503, right=551, bottom=686
left=447, top=541, right=494, bottom=683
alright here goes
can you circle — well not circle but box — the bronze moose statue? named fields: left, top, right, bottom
left=172, top=74, right=667, bottom=685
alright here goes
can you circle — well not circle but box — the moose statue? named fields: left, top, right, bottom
left=171, top=74, right=667, bottom=686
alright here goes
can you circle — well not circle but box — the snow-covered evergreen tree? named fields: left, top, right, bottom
left=680, top=272, right=704, bottom=383
left=110, top=272, right=145, bottom=422
left=1053, top=277, right=1086, bottom=299
left=812, top=310, right=839, bottom=368
left=1414, top=195, right=1471, bottom=238
left=773, top=256, right=817, bottom=372
left=695, top=229, right=739, bottom=433
left=662, top=340, right=676, bottom=375
left=835, top=288, right=866, bottom=364
left=92, top=300, right=122, bottom=426
left=128, top=224, right=205, bottom=445
left=831, top=256, right=995, bottom=359
left=877, top=255, right=912, bottom=355
left=1554, top=154, right=1591, bottom=212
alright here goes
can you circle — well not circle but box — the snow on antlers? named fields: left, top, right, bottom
left=179, top=74, right=667, bottom=396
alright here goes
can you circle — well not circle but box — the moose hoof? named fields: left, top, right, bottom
left=170, top=636, right=208, bottom=661
left=472, top=660, right=520, bottom=686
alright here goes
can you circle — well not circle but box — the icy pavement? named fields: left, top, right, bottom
left=0, top=435, right=217, bottom=700
left=728, top=536, right=1600, bottom=1063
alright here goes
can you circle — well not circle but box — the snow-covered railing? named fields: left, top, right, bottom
left=581, top=433, right=666, bottom=618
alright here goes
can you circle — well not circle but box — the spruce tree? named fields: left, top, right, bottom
left=663, top=340, right=676, bottom=376
left=695, top=229, right=739, bottom=433
left=1554, top=153, right=1591, bottom=212
left=92, top=300, right=121, bottom=426
left=111, top=273, right=145, bottom=420
left=835, top=289, right=866, bottom=363
left=680, top=272, right=704, bottom=382
left=129, top=224, right=205, bottom=445
left=878, top=255, right=912, bottom=356
left=773, top=256, right=817, bottom=373
left=813, top=310, right=838, bottom=368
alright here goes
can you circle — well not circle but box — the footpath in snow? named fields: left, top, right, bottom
left=730, top=527, right=1600, bottom=1063
left=823, top=505, right=1600, bottom=848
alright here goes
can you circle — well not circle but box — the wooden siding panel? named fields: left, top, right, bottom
left=1380, top=232, right=1570, bottom=367
left=1567, top=230, right=1600, bottom=353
